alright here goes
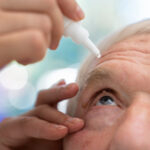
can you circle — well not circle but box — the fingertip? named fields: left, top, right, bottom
left=57, top=79, right=66, bottom=85
left=51, top=79, right=66, bottom=88
left=58, top=0, right=85, bottom=21
left=66, top=118, right=85, bottom=133
left=50, top=41, right=59, bottom=50
left=74, top=5, right=85, bottom=21
left=70, top=83, right=79, bottom=90
left=66, top=83, right=79, bottom=94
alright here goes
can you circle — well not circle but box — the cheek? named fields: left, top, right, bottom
left=85, top=106, right=123, bottom=130
left=63, top=106, right=123, bottom=150
left=63, top=129, right=113, bottom=150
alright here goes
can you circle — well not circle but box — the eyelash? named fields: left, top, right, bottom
left=91, top=88, right=120, bottom=107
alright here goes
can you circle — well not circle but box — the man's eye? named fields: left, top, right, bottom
left=96, top=96, right=117, bottom=106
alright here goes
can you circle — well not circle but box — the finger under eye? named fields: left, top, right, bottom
left=24, top=105, right=84, bottom=133
left=21, top=117, right=68, bottom=140
left=0, top=117, right=68, bottom=141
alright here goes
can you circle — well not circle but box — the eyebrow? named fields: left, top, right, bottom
left=86, top=68, right=112, bottom=84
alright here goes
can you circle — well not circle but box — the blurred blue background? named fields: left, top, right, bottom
left=0, top=0, right=150, bottom=120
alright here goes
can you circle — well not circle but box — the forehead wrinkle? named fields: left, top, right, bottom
left=100, top=33, right=150, bottom=66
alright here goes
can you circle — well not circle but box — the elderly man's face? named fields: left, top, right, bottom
left=63, top=34, right=150, bottom=150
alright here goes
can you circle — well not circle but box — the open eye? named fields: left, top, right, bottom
left=96, top=95, right=117, bottom=106
left=93, top=89, right=118, bottom=106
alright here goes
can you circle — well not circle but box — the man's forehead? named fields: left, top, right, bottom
left=86, top=33, right=150, bottom=85
left=102, top=33, right=150, bottom=56
left=93, top=33, right=150, bottom=71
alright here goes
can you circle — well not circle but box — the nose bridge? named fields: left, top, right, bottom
left=111, top=93, right=150, bottom=150
left=127, top=93, right=150, bottom=125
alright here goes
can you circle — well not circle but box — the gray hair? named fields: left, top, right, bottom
left=67, top=19, right=150, bottom=116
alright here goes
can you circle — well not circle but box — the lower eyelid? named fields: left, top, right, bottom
left=89, top=105, right=119, bottom=113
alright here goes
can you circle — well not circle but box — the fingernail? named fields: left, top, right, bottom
left=66, top=118, right=84, bottom=133
left=75, top=6, right=85, bottom=20
left=57, top=79, right=66, bottom=85
left=19, top=58, right=31, bottom=65
left=67, top=117, right=83, bottom=124
left=54, top=124, right=67, bottom=130
left=50, top=41, right=58, bottom=50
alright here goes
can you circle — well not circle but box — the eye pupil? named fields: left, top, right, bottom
left=99, top=96, right=114, bottom=105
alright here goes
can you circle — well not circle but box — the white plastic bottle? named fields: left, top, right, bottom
left=63, top=17, right=101, bottom=58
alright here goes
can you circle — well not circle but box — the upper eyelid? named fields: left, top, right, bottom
left=91, top=88, right=122, bottom=107
left=93, top=89, right=115, bottom=102
left=93, top=88, right=116, bottom=99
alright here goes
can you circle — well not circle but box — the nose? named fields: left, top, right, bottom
left=110, top=93, right=150, bottom=150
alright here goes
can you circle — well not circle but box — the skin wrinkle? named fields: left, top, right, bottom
left=108, top=33, right=150, bottom=53
left=100, top=49, right=150, bottom=66
left=81, top=34, right=150, bottom=94
left=99, top=33, right=150, bottom=66
left=64, top=28, right=150, bottom=150
left=105, top=45, right=150, bottom=55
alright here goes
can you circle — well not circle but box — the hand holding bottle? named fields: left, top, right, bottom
left=0, top=0, right=85, bottom=68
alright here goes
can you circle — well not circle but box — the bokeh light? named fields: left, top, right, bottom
left=0, top=63, right=28, bottom=90
left=8, top=83, right=37, bottom=110
left=0, top=84, right=9, bottom=113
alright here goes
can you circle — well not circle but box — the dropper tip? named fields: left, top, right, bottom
left=83, top=38, right=101, bottom=58
left=97, top=53, right=101, bottom=58
left=93, top=46, right=101, bottom=58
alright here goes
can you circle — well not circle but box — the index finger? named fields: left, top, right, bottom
left=57, top=0, right=85, bottom=21
left=36, top=83, right=79, bottom=106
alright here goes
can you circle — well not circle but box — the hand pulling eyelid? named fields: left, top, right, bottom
left=63, top=16, right=101, bottom=58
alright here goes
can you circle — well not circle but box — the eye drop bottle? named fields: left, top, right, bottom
left=63, top=17, right=101, bottom=58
